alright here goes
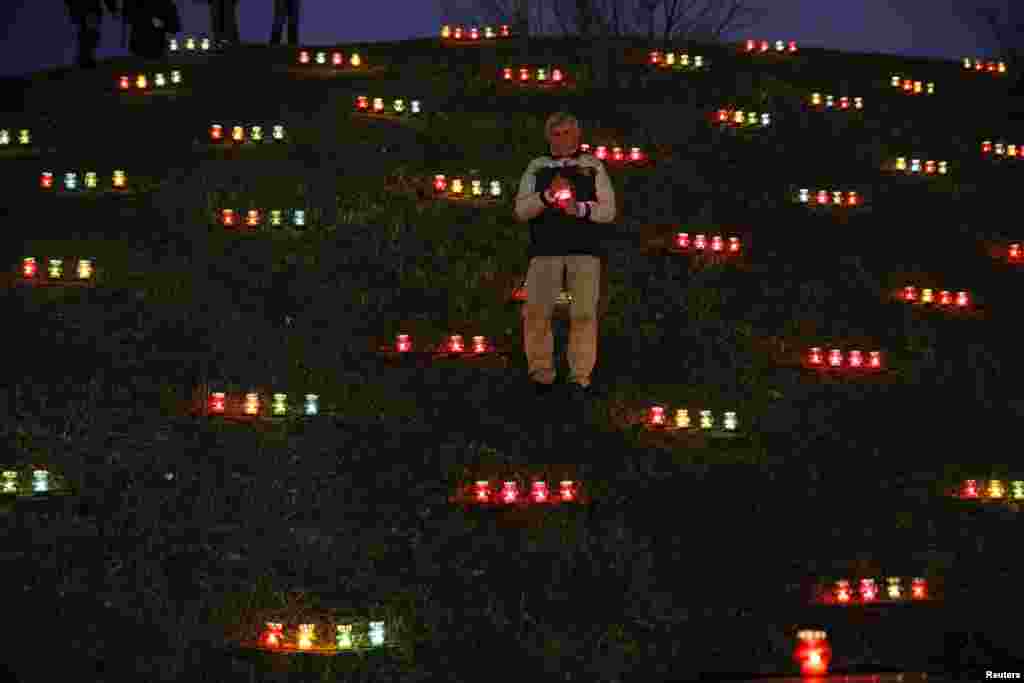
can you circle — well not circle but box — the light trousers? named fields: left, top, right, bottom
left=522, top=254, right=601, bottom=387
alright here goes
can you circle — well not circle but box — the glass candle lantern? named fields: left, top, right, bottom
left=825, top=94, right=834, bottom=108
left=848, top=350, right=864, bottom=368
left=77, top=258, right=93, bottom=280
left=695, top=55, right=704, bottom=68
left=200, top=37, right=210, bottom=50
left=291, top=209, right=306, bottom=226
left=269, top=210, right=282, bottom=226
left=559, top=480, right=576, bottom=501
left=938, top=290, right=952, bottom=306
left=1007, top=145, right=1018, bottom=157
left=847, top=191, right=859, bottom=205
left=733, top=110, right=745, bottom=125
left=356, top=95, right=368, bottom=110
left=895, top=157, right=907, bottom=171
left=1010, top=480, right=1024, bottom=499
left=759, top=40, right=769, bottom=52
left=272, top=393, right=287, bottom=416
left=926, top=82, right=934, bottom=94
left=372, top=97, right=384, bottom=112
left=868, top=351, right=881, bottom=368
left=350, top=53, right=361, bottom=67
left=1011, top=244, right=1022, bottom=260
left=485, top=26, right=494, bottom=39
left=332, top=52, right=343, bottom=66
left=913, top=80, right=923, bottom=93
left=531, top=480, right=549, bottom=503
left=263, top=622, right=284, bottom=648
left=1, top=471, right=18, bottom=493
left=246, top=209, right=260, bottom=227
left=903, top=79, right=912, bottom=91
left=723, top=411, right=738, bottom=431
left=185, top=36, right=195, bottom=50
left=315, top=51, right=326, bottom=64
left=451, top=178, right=464, bottom=194
left=446, top=334, right=464, bottom=352
left=470, top=179, right=482, bottom=196
left=795, top=630, right=829, bottom=676
left=775, top=40, right=784, bottom=52
left=887, top=577, right=903, bottom=599
left=471, top=335, right=487, bottom=353
left=859, top=578, right=877, bottom=602
left=169, top=38, right=178, bottom=51
left=839, top=96, right=849, bottom=109
left=729, top=237, right=741, bottom=252
left=500, top=24, right=510, bottom=36
left=674, top=408, right=690, bottom=429
left=552, top=65, right=563, bottom=81
left=925, top=160, right=936, bottom=174
left=649, top=405, right=666, bottom=426
left=921, top=288, right=933, bottom=304
left=221, top=209, right=236, bottom=226
left=746, top=111, right=757, bottom=126
left=336, top=624, right=353, bottom=649
left=987, top=479, right=1005, bottom=498
left=272, top=125, right=284, bottom=140
left=891, top=75, right=901, bottom=87
left=433, top=174, right=446, bottom=192
left=699, top=410, right=713, bottom=430
left=761, top=112, right=771, bottom=126
left=502, top=67, right=512, bottom=80
left=170, top=70, right=181, bottom=84
left=136, top=74, right=147, bottom=89
left=410, top=100, right=421, bottom=114
left=231, top=126, right=244, bottom=142
left=911, top=577, right=927, bottom=599
left=453, top=26, right=463, bottom=39
left=22, top=257, right=37, bottom=278
left=500, top=480, right=519, bottom=503
left=903, top=286, right=917, bottom=302
left=297, top=624, right=315, bottom=650
left=48, top=259, right=63, bottom=279
left=938, top=160, right=948, bottom=174
left=210, top=124, right=223, bottom=141
left=154, top=73, right=166, bottom=87
left=694, top=234, right=707, bottom=250
left=64, top=172, right=78, bottom=191
left=832, top=191, right=843, bottom=205
left=745, top=39, right=755, bottom=51
left=962, top=479, right=979, bottom=498
left=835, top=579, right=851, bottom=603
left=489, top=180, right=501, bottom=197
left=244, top=392, right=260, bottom=416
left=394, top=333, right=412, bottom=352
left=798, top=188, right=809, bottom=203
left=612, top=146, right=623, bottom=161
left=519, top=67, right=530, bottom=81
left=912, top=158, right=923, bottom=173
left=676, top=232, right=690, bottom=248
left=304, top=394, right=318, bottom=416
left=537, top=68, right=547, bottom=81
left=828, top=349, right=843, bottom=367
left=209, top=392, right=226, bottom=414
left=112, top=170, right=125, bottom=188
left=473, top=480, right=491, bottom=502
left=995, top=143, right=1005, bottom=155
left=84, top=172, right=97, bottom=189
left=665, top=52, right=676, bottom=66
left=368, top=621, right=385, bottom=647
left=854, top=96, right=863, bottom=109
left=711, top=235, right=724, bottom=252
left=393, top=99, right=405, bottom=113
left=816, top=190, right=828, bottom=205
left=629, top=147, right=642, bottom=162
left=808, top=347, right=823, bottom=365
left=649, top=51, right=662, bottom=64
left=251, top=126, right=263, bottom=142
left=982, top=140, right=993, bottom=154
left=32, top=469, right=49, bottom=493
left=595, top=145, right=608, bottom=159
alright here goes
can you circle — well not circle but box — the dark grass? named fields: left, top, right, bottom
left=3, top=37, right=1024, bottom=681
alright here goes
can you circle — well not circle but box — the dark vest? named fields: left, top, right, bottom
left=528, top=152, right=607, bottom=260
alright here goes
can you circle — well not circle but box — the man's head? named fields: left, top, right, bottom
left=545, top=111, right=581, bottom=158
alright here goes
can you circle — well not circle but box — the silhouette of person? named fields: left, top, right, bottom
left=124, top=0, right=181, bottom=59
left=198, top=0, right=239, bottom=47
left=269, top=0, right=300, bottom=45
left=64, top=0, right=120, bottom=69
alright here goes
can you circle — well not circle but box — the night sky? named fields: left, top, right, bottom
left=0, top=0, right=999, bottom=79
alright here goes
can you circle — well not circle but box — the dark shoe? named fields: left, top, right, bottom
left=532, top=381, right=555, bottom=398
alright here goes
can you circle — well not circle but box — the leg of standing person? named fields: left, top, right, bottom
left=210, top=0, right=223, bottom=44
left=269, top=0, right=284, bottom=44
left=523, top=256, right=564, bottom=387
left=286, top=0, right=298, bottom=45
left=565, top=254, right=601, bottom=389
left=228, top=0, right=239, bottom=42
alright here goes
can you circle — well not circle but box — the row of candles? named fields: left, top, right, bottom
left=646, top=407, right=740, bottom=431
left=208, top=392, right=320, bottom=417
left=0, top=129, right=31, bottom=145
left=261, top=621, right=386, bottom=651
left=890, top=75, right=935, bottom=95
left=21, top=257, right=94, bottom=280
left=118, top=71, right=183, bottom=90
left=297, top=50, right=362, bottom=67
left=796, top=189, right=863, bottom=206
left=209, top=124, right=287, bottom=143
left=713, top=109, right=772, bottom=127
left=440, top=24, right=512, bottom=40
left=500, top=66, right=567, bottom=84
left=388, top=333, right=498, bottom=354
left=40, top=171, right=126, bottom=190
left=647, top=51, right=706, bottom=69
left=823, top=577, right=929, bottom=604
left=671, top=233, right=742, bottom=253
left=900, top=287, right=970, bottom=307
left=806, top=347, right=883, bottom=369
left=432, top=175, right=504, bottom=197
left=218, top=208, right=308, bottom=228
left=465, top=479, right=580, bottom=504
left=168, top=35, right=212, bottom=52
left=354, top=96, right=422, bottom=115
left=956, top=479, right=1024, bottom=500
left=1, top=469, right=54, bottom=494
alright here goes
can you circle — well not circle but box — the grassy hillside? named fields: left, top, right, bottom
left=2, top=35, right=1023, bottom=681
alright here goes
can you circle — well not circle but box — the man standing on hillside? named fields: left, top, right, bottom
left=269, top=0, right=300, bottom=45
left=513, top=111, right=617, bottom=402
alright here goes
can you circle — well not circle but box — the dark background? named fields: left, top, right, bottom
left=0, top=0, right=998, bottom=79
